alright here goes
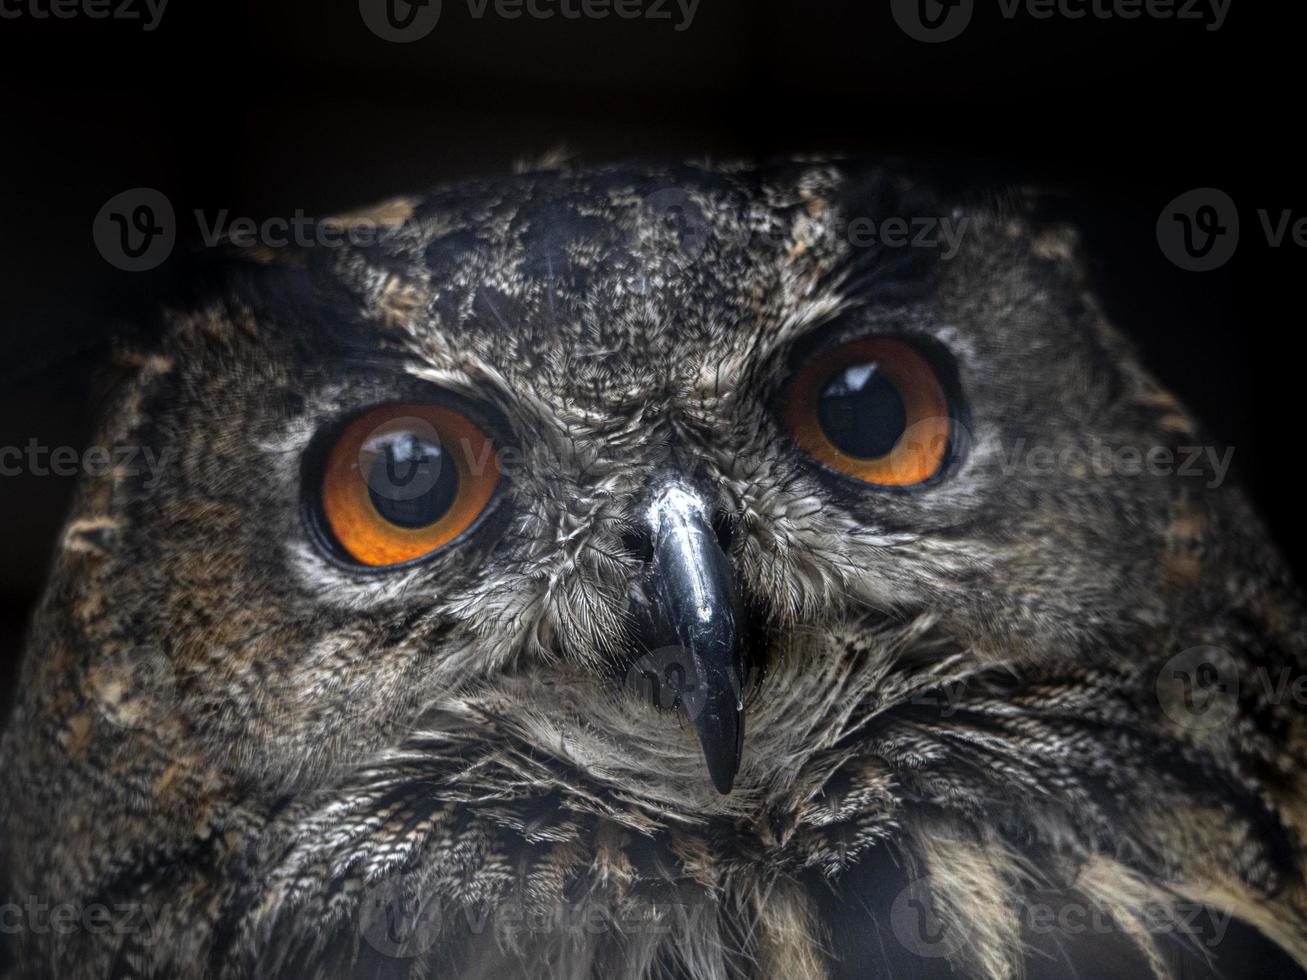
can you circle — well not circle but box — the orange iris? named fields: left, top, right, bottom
left=321, top=404, right=500, bottom=566
left=783, top=337, right=951, bottom=486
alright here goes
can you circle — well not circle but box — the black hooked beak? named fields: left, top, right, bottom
left=627, top=482, right=746, bottom=794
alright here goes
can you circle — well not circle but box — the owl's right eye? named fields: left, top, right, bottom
left=312, top=404, right=501, bottom=567
left=782, top=336, right=954, bottom=486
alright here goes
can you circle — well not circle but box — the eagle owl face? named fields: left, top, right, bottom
left=88, top=163, right=1169, bottom=803
left=6, top=161, right=1299, bottom=980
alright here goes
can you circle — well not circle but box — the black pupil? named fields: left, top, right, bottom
left=365, top=434, right=459, bottom=529
left=816, top=362, right=907, bottom=459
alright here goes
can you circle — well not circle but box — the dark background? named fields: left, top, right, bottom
left=0, top=0, right=1299, bottom=720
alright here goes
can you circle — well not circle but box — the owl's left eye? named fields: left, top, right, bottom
left=312, top=404, right=501, bottom=567
left=782, top=336, right=953, bottom=486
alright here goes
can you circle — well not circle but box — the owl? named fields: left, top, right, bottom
left=2, top=159, right=1306, bottom=980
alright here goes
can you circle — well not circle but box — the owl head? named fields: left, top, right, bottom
left=4, top=159, right=1296, bottom=979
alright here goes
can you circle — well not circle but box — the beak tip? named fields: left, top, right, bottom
left=708, top=764, right=738, bottom=795
left=694, top=703, right=743, bottom=794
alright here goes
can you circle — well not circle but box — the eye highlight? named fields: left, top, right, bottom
left=783, top=337, right=951, bottom=486
left=318, top=404, right=500, bottom=567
